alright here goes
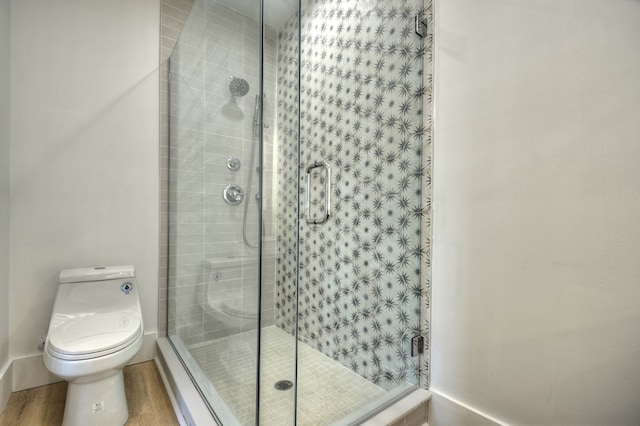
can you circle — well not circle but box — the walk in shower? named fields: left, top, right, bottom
left=164, top=0, right=431, bottom=423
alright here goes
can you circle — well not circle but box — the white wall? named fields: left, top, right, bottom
left=432, top=0, right=640, bottom=425
left=10, top=0, right=160, bottom=361
left=0, top=0, right=11, bottom=410
left=0, top=0, right=11, bottom=375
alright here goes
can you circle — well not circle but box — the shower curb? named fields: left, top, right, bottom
left=156, top=338, right=219, bottom=426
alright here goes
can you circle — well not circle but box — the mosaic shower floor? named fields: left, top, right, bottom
left=188, top=325, right=386, bottom=425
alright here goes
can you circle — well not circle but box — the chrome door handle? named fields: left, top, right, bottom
left=304, top=161, right=331, bottom=225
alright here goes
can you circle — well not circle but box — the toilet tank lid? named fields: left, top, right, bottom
left=59, top=265, right=135, bottom=283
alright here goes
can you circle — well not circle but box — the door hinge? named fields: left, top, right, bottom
left=415, top=15, right=428, bottom=38
left=411, top=335, right=424, bottom=357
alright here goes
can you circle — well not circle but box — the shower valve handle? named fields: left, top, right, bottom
left=223, top=184, right=244, bottom=205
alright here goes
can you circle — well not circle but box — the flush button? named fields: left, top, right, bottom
left=121, top=282, right=133, bottom=294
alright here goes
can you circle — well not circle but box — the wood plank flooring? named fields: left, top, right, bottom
left=0, top=361, right=179, bottom=426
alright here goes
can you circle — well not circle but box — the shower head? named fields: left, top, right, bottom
left=229, top=76, right=250, bottom=97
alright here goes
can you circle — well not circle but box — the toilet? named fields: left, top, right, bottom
left=43, top=265, right=144, bottom=426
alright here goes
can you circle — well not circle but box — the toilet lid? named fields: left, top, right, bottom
left=48, top=312, right=142, bottom=358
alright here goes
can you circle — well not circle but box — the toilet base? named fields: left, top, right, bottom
left=62, top=369, right=129, bottom=426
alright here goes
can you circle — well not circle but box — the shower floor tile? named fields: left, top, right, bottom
left=188, top=325, right=386, bottom=425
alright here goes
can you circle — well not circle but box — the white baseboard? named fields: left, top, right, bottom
left=12, top=353, right=60, bottom=391
left=0, top=361, right=12, bottom=413
left=130, top=331, right=158, bottom=365
left=12, top=331, right=158, bottom=392
left=428, top=389, right=507, bottom=426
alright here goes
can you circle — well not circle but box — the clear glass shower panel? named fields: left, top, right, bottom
left=167, top=0, right=266, bottom=423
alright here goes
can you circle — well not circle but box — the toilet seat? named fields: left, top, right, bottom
left=48, top=312, right=142, bottom=361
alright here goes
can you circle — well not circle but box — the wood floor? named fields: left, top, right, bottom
left=0, top=361, right=179, bottom=426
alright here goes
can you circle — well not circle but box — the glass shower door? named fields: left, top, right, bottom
left=281, top=0, right=426, bottom=423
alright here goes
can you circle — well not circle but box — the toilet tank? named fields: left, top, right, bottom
left=59, top=265, right=135, bottom=283
left=49, top=265, right=142, bottom=335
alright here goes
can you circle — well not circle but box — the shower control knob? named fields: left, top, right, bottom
left=226, top=157, right=241, bottom=171
left=223, top=184, right=244, bottom=205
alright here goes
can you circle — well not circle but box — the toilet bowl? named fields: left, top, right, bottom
left=43, top=265, right=144, bottom=426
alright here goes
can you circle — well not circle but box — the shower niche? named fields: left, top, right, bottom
left=165, top=0, right=429, bottom=424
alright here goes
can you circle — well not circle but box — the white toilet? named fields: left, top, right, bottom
left=43, top=265, right=144, bottom=426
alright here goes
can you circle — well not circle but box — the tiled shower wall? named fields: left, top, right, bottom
left=161, top=0, right=278, bottom=346
left=275, top=0, right=432, bottom=390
